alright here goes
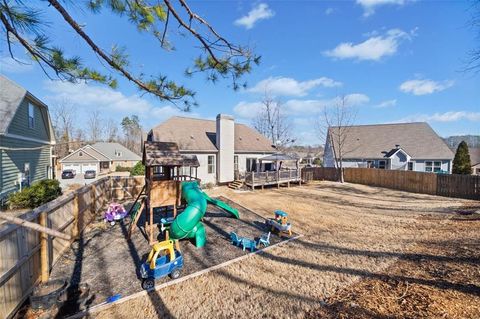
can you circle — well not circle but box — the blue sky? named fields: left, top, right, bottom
left=1, top=0, right=479, bottom=145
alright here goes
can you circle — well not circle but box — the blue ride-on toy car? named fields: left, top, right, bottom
left=140, top=240, right=184, bottom=290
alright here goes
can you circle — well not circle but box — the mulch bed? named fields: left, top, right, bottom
left=22, top=196, right=293, bottom=318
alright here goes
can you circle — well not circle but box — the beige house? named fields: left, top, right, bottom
left=470, top=148, right=480, bottom=175
left=147, top=115, right=276, bottom=184
left=59, top=142, right=141, bottom=174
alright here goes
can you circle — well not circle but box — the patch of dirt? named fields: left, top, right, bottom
left=93, top=181, right=480, bottom=319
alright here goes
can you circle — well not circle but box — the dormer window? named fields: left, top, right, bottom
left=28, top=103, right=34, bottom=128
left=115, top=151, right=122, bottom=157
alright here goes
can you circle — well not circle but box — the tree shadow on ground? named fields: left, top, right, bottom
left=257, top=249, right=480, bottom=297
left=275, top=189, right=453, bottom=214
left=296, top=239, right=480, bottom=265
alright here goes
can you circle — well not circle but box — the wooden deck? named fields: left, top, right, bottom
left=244, top=170, right=302, bottom=190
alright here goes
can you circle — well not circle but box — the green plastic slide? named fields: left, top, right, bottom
left=169, top=181, right=239, bottom=247
left=202, top=193, right=240, bottom=219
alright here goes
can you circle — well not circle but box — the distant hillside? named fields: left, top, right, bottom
left=444, top=135, right=480, bottom=150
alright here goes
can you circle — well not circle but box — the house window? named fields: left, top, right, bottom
left=246, top=158, right=257, bottom=172
left=234, top=155, right=239, bottom=171
left=408, top=162, right=414, bottom=171
left=366, top=160, right=374, bottom=168
left=208, top=155, right=215, bottom=174
left=477, top=168, right=480, bottom=175
left=79, top=151, right=83, bottom=156
left=425, top=161, right=442, bottom=172
left=116, top=151, right=122, bottom=157
left=378, top=160, right=386, bottom=169
left=28, top=104, right=35, bottom=129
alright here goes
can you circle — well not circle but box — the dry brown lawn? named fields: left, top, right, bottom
left=94, top=181, right=480, bottom=319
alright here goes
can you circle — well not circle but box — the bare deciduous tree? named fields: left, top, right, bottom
left=466, top=1, right=480, bottom=72
left=87, top=110, right=104, bottom=142
left=317, top=96, right=357, bottom=183
left=105, top=119, right=119, bottom=142
left=252, top=93, right=294, bottom=150
left=51, top=99, right=76, bottom=156
left=74, top=128, right=85, bottom=143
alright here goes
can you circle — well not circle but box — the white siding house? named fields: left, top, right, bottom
left=147, top=115, right=275, bottom=184
left=323, top=122, right=454, bottom=173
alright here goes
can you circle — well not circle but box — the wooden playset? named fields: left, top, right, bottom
left=128, top=141, right=239, bottom=248
left=128, top=141, right=200, bottom=245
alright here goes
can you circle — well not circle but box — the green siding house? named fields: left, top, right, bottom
left=0, top=75, right=56, bottom=203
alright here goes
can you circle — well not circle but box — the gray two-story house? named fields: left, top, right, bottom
left=0, top=75, right=56, bottom=202
left=323, top=122, right=454, bottom=173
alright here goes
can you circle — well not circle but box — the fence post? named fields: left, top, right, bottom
left=71, top=193, right=79, bottom=240
left=39, top=211, right=49, bottom=283
left=91, top=183, right=96, bottom=215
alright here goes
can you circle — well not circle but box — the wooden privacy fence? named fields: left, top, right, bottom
left=0, top=176, right=145, bottom=319
left=302, top=167, right=480, bottom=200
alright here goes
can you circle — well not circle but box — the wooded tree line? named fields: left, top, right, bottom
left=51, top=99, right=143, bottom=157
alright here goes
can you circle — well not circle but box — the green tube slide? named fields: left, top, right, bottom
left=169, top=181, right=239, bottom=248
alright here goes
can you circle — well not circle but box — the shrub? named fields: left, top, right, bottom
left=452, top=141, right=472, bottom=175
left=130, top=161, right=145, bottom=176
left=9, top=179, right=62, bottom=209
left=313, top=158, right=323, bottom=166
left=115, top=166, right=132, bottom=172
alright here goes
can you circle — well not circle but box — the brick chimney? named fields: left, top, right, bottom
left=216, top=114, right=235, bottom=183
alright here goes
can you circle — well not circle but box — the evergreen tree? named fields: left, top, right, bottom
left=452, top=141, right=472, bottom=174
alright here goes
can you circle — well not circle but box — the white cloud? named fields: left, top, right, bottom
left=43, top=81, right=192, bottom=130
left=284, top=93, right=370, bottom=114
left=233, top=101, right=264, bottom=119
left=374, top=99, right=397, bottom=108
left=325, top=8, right=335, bottom=15
left=234, top=3, right=274, bottom=29
left=248, top=76, right=342, bottom=97
left=399, top=79, right=454, bottom=95
left=0, top=56, right=34, bottom=73
left=398, top=111, right=480, bottom=123
left=324, top=28, right=414, bottom=61
left=357, top=0, right=412, bottom=17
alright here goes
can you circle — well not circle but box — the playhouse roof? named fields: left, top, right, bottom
left=143, top=141, right=200, bottom=167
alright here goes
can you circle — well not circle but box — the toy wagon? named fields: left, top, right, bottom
left=103, top=203, right=128, bottom=226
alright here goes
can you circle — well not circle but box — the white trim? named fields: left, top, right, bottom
left=2, top=133, right=53, bottom=145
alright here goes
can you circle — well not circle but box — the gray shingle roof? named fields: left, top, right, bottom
left=91, top=142, right=141, bottom=161
left=328, top=122, right=454, bottom=160
left=149, top=116, right=275, bottom=152
left=469, top=148, right=480, bottom=166
left=0, top=75, right=27, bottom=134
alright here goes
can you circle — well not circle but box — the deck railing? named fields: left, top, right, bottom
left=244, top=169, right=301, bottom=188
